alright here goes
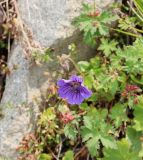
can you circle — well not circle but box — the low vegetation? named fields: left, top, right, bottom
left=1, top=0, right=143, bottom=160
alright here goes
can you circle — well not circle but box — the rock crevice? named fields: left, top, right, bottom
left=0, top=0, right=114, bottom=158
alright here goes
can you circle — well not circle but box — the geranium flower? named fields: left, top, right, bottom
left=57, top=75, right=92, bottom=105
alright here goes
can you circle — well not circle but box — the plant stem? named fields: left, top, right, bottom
left=57, top=141, right=62, bottom=160
left=128, top=1, right=143, bottom=22
left=102, top=23, right=141, bottom=38
left=68, top=57, right=84, bottom=76
left=133, top=27, right=143, bottom=34
left=111, top=28, right=141, bottom=38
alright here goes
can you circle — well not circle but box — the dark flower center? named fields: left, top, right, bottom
left=70, top=81, right=81, bottom=91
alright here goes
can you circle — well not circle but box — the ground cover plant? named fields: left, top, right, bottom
left=17, top=0, right=143, bottom=160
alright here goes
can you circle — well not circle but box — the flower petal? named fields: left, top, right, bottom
left=67, top=91, right=84, bottom=105
left=57, top=79, right=71, bottom=87
left=80, top=86, right=92, bottom=98
left=58, top=84, right=72, bottom=99
left=74, top=93, right=84, bottom=104
left=70, top=75, right=83, bottom=83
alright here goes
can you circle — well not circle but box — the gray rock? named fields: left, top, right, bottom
left=0, top=0, right=115, bottom=158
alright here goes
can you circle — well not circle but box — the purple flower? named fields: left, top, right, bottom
left=57, top=75, right=92, bottom=105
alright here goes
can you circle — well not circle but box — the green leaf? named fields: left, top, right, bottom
left=88, top=93, right=98, bottom=102
left=82, top=3, right=91, bottom=13
left=73, top=5, right=117, bottom=47
left=100, top=11, right=118, bottom=23
left=38, top=154, right=52, bottom=160
left=98, top=24, right=109, bottom=35
left=139, top=147, right=143, bottom=157
left=62, top=150, right=74, bottom=160
left=118, top=17, right=136, bottom=30
left=104, top=139, right=140, bottom=160
left=78, top=61, right=90, bottom=72
left=100, top=136, right=117, bottom=149
left=110, top=103, right=128, bottom=128
left=81, top=108, right=116, bottom=156
left=64, top=124, right=77, bottom=140
left=38, top=108, right=56, bottom=126
left=127, top=127, right=142, bottom=152
left=98, top=38, right=118, bottom=56
left=109, top=79, right=119, bottom=97
left=84, top=31, right=96, bottom=47
left=86, top=137, right=99, bottom=156
left=133, top=97, right=143, bottom=131
left=84, top=75, right=94, bottom=89
left=80, top=103, right=89, bottom=110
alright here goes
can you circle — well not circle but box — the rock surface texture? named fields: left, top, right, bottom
left=0, top=0, right=115, bottom=158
